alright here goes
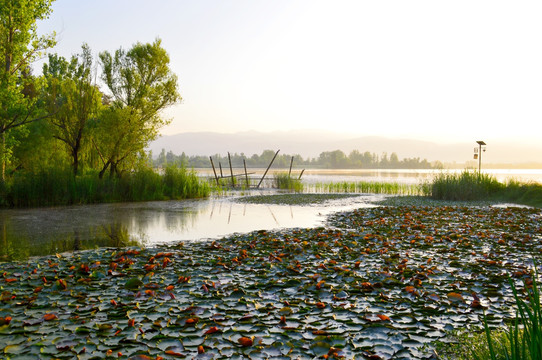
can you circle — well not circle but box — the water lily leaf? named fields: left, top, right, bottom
left=125, top=278, right=144, bottom=290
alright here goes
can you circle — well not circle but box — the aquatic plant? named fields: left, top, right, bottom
left=1, top=165, right=210, bottom=207
left=425, top=170, right=542, bottom=208
left=1, top=205, right=541, bottom=358
left=273, top=172, right=304, bottom=192
left=237, top=193, right=360, bottom=205
left=426, top=170, right=503, bottom=201
left=308, top=180, right=422, bottom=195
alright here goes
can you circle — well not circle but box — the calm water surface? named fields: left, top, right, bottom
left=199, top=168, right=542, bottom=185
left=0, top=193, right=382, bottom=261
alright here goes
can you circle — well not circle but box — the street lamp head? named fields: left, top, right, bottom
left=476, top=141, right=486, bottom=146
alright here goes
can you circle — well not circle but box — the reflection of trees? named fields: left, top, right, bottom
left=45, top=224, right=141, bottom=253
left=100, top=223, right=140, bottom=248
left=0, top=218, right=31, bottom=261
left=0, top=223, right=141, bottom=262
left=0, top=200, right=212, bottom=262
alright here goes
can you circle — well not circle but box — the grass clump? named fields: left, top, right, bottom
left=425, top=170, right=542, bottom=208
left=436, top=330, right=516, bottom=360
left=274, top=172, right=304, bottom=192
left=426, top=170, right=503, bottom=201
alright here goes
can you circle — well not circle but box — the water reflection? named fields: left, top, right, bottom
left=0, top=220, right=141, bottom=262
left=0, top=195, right=380, bottom=261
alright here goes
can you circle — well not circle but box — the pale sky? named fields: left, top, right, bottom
left=37, top=0, right=542, bottom=146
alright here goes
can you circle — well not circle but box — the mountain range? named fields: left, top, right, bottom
left=148, top=130, right=542, bottom=166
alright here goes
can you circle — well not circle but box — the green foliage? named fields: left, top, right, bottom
left=0, top=0, right=56, bottom=178
left=427, top=170, right=504, bottom=201
left=309, top=180, right=422, bottom=195
left=273, top=172, right=303, bottom=192
left=0, top=5, right=209, bottom=206
left=162, top=165, right=210, bottom=199
left=435, top=330, right=514, bottom=360
left=42, top=44, right=102, bottom=175
left=426, top=170, right=542, bottom=208
left=95, top=39, right=180, bottom=178
left=0, top=0, right=56, bottom=134
left=1, top=165, right=210, bottom=207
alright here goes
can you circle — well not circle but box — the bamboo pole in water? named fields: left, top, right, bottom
left=228, top=152, right=235, bottom=187
left=243, top=159, right=249, bottom=188
left=209, top=157, right=220, bottom=186
left=289, top=156, right=294, bottom=177
left=257, top=150, right=280, bottom=188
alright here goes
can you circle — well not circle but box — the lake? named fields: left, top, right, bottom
left=199, top=167, right=542, bottom=185
left=0, top=192, right=382, bottom=261
left=1, top=168, right=540, bottom=261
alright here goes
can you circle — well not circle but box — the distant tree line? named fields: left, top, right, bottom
left=153, top=149, right=436, bottom=169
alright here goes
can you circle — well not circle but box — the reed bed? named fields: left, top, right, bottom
left=273, top=172, right=304, bottom=192
left=425, top=170, right=503, bottom=201
left=425, top=170, right=542, bottom=208
left=1, top=165, right=210, bottom=207
left=307, top=180, right=423, bottom=195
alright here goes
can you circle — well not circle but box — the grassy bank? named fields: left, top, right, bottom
left=425, top=170, right=542, bottom=208
left=0, top=166, right=210, bottom=208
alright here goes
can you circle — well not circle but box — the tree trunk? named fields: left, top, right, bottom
left=109, top=162, right=116, bottom=178
left=99, top=160, right=111, bottom=179
left=1, top=131, right=6, bottom=182
left=72, top=148, right=79, bottom=176
left=72, top=130, right=83, bottom=176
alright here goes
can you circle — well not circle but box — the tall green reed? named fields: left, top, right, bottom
left=425, top=170, right=542, bottom=207
left=273, top=172, right=304, bottom=192
left=308, top=180, right=422, bottom=195
left=426, top=170, right=503, bottom=201
left=1, top=165, right=210, bottom=208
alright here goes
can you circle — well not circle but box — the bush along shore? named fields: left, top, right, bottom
left=1, top=205, right=541, bottom=359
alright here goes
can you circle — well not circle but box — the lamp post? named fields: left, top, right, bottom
left=475, top=141, right=486, bottom=173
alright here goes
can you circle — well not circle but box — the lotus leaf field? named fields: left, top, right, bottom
left=1, top=205, right=542, bottom=359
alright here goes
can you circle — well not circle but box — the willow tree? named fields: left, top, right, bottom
left=0, top=0, right=56, bottom=179
left=43, top=45, right=102, bottom=175
left=94, top=39, right=180, bottom=178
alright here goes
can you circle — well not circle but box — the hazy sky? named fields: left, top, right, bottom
left=37, top=0, right=542, bottom=146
